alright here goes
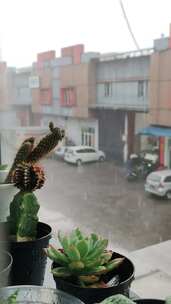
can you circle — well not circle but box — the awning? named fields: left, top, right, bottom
left=137, top=126, right=171, bottom=137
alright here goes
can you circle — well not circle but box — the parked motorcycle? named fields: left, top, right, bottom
left=125, top=153, right=159, bottom=182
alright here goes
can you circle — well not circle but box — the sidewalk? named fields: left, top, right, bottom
left=40, top=207, right=171, bottom=299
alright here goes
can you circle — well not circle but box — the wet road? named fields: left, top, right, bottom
left=38, top=159, right=171, bottom=251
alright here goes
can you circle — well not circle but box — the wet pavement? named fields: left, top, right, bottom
left=37, top=158, right=171, bottom=251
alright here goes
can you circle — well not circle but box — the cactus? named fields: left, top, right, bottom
left=26, top=122, right=65, bottom=163
left=5, top=122, right=64, bottom=183
left=12, top=162, right=45, bottom=192
left=5, top=137, right=35, bottom=183
left=45, top=228, right=124, bottom=287
left=7, top=191, right=40, bottom=242
left=7, top=163, right=45, bottom=241
left=6, top=122, right=64, bottom=242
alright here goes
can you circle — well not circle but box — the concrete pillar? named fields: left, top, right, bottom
left=123, top=113, right=128, bottom=163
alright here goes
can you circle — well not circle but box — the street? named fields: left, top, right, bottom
left=37, top=158, right=171, bottom=251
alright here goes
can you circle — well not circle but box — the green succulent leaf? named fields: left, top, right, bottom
left=52, top=267, right=71, bottom=278
left=105, top=258, right=124, bottom=272
left=91, top=233, right=99, bottom=244
left=101, top=251, right=113, bottom=264
left=69, top=261, right=85, bottom=271
left=74, top=228, right=85, bottom=240
left=58, top=232, right=70, bottom=252
left=81, top=266, right=107, bottom=276
left=78, top=274, right=100, bottom=284
left=76, top=240, right=89, bottom=257
left=45, top=246, right=69, bottom=265
left=84, top=258, right=102, bottom=269
left=66, top=245, right=81, bottom=261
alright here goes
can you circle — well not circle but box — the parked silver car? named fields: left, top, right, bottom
left=145, top=169, right=171, bottom=199
left=64, top=146, right=105, bottom=165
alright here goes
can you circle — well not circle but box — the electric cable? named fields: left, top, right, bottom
left=119, top=0, right=140, bottom=50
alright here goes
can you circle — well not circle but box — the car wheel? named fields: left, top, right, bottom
left=166, top=191, right=171, bottom=199
left=99, top=156, right=105, bottom=162
left=76, top=159, right=82, bottom=166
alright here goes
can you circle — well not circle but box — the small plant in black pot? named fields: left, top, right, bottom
left=1, top=122, right=64, bottom=286
left=45, top=228, right=134, bottom=304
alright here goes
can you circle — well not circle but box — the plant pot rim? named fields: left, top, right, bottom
left=0, top=285, right=84, bottom=303
left=52, top=251, right=135, bottom=290
left=0, top=250, right=13, bottom=275
left=1, top=221, right=52, bottom=245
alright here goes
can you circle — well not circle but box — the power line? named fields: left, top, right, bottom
left=119, top=0, right=140, bottom=50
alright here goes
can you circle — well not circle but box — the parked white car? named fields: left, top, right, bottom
left=54, top=146, right=69, bottom=159
left=64, top=146, right=105, bottom=165
left=145, top=169, right=171, bottom=199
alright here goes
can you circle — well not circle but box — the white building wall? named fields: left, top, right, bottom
left=41, top=116, right=99, bottom=149
left=0, top=111, right=19, bottom=128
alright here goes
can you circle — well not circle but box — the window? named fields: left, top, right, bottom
left=77, top=149, right=86, bottom=153
left=164, top=176, right=171, bottom=182
left=60, top=87, right=76, bottom=107
left=137, top=80, right=148, bottom=98
left=85, top=148, right=96, bottom=153
left=104, top=82, right=112, bottom=97
left=81, top=128, right=95, bottom=146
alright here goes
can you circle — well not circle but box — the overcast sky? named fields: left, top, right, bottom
left=0, top=0, right=171, bottom=67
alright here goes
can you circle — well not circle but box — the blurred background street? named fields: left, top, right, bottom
left=37, top=159, right=171, bottom=251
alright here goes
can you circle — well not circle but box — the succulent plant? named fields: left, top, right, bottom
left=6, top=122, right=64, bottom=241
left=45, top=228, right=124, bottom=287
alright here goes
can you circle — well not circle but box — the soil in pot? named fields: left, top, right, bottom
left=0, top=222, right=51, bottom=286
left=52, top=252, right=135, bottom=304
left=0, top=251, right=13, bottom=287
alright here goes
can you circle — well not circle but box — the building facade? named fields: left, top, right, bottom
left=146, top=33, right=171, bottom=168
left=90, top=50, right=151, bottom=162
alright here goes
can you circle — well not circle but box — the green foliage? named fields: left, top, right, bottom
left=100, top=294, right=135, bottom=304
left=7, top=191, right=39, bottom=241
left=0, top=164, right=8, bottom=171
left=45, top=228, right=124, bottom=287
left=0, top=290, right=18, bottom=304
left=166, top=297, right=171, bottom=304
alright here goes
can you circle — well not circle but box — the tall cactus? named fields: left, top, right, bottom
left=5, top=122, right=64, bottom=183
left=26, top=122, right=65, bottom=163
left=5, top=137, right=35, bottom=183
left=7, top=122, right=64, bottom=241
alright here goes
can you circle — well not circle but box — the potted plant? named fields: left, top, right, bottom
left=1, top=122, right=64, bottom=286
left=45, top=228, right=135, bottom=304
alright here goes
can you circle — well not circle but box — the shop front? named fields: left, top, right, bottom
left=137, top=125, right=171, bottom=168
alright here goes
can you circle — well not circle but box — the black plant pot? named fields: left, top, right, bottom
left=0, top=222, right=52, bottom=286
left=52, top=252, right=135, bottom=304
